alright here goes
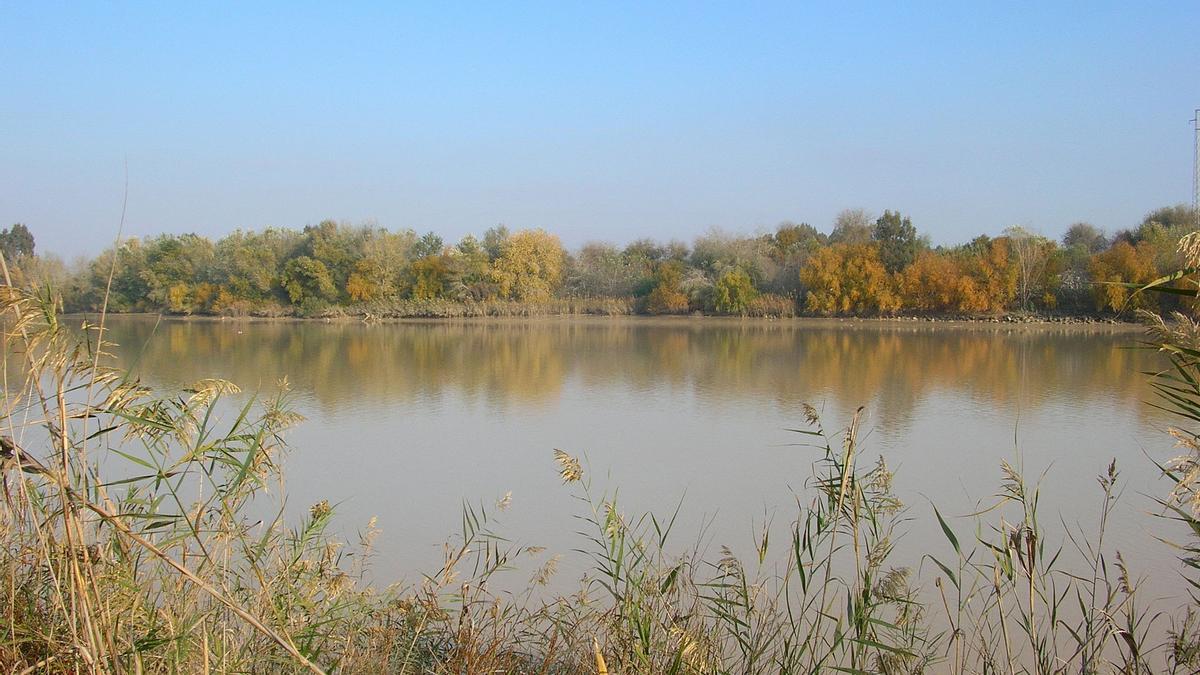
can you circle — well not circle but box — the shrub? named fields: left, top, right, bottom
left=642, top=261, right=690, bottom=314
left=745, top=293, right=796, bottom=317
left=712, top=267, right=758, bottom=314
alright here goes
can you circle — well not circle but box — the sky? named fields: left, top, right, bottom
left=2, top=1, right=1198, bottom=258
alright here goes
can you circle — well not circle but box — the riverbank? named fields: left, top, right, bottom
left=69, top=309, right=1145, bottom=332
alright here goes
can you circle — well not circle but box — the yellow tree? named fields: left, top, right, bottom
left=800, top=243, right=899, bottom=315
left=899, top=250, right=961, bottom=311
left=1088, top=240, right=1159, bottom=311
left=409, top=254, right=453, bottom=300
left=346, top=259, right=385, bottom=301
left=489, top=229, right=565, bottom=302
left=957, top=237, right=1017, bottom=312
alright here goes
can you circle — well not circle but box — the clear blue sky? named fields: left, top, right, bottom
left=2, top=2, right=1197, bottom=258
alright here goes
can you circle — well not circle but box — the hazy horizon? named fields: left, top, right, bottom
left=3, top=2, right=1198, bottom=258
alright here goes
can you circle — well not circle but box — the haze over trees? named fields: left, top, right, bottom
left=6, top=205, right=1199, bottom=318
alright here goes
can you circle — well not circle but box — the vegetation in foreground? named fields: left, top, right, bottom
left=4, top=204, right=1200, bottom=320
left=4, top=244, right=1200, bottom=673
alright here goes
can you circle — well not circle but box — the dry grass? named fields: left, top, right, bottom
left=744, top=293, right=798, bottom=318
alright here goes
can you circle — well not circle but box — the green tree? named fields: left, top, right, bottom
left=281, top=256, right=337, bottom=311
left=450, top=235, right=497, bottom=300
left=482, top=226, right=510, bottom=260
left=872, top=210, right=922, bottom=273
left=140, top=234, right=217, bottom=313
left=1062, top=222, right=1107, bottom=253
left=76, top=239, right=150, bottom=312
left=0, top=223, right=35, bottom=262
left=712, top=267, right=759, bottom=314
left=212, top=228, right=300, bottom=304
left=768, top=222, right=825, bottom=259
left=303, top=221, right=368, bottom=299
left=410, top=231, right=445, bottom=259
left=1140, top=204, right=1199, bottom=231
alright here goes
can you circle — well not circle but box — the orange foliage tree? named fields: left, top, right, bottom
left=955, top=237, right=1017, bottom=313
left=1088, top=240, right=1159, bottom=311
left=800, top=243, right=900, bottom=315
left=899, top=251, right=962, bottom=311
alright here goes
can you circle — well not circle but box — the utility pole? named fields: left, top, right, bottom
left=1194, top=108, right=1200, bottom=225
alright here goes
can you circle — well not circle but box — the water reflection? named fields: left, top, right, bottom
left=99, top=317, right=1158, bottom=432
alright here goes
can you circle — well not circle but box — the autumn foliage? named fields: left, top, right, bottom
left=1088, top=240, right=1159, bottom=311
left=801, top=244, right=900, bottom=315
left=9, top=204, right=1195, bottom=318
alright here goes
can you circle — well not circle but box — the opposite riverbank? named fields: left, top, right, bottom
left=69, top=310, right=1145, bottom=332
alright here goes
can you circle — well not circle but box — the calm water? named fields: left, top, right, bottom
left=99, top=316, right=1181, bottom=597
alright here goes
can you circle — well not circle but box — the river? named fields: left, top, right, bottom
left=99, top=315, right=1181, bottom=602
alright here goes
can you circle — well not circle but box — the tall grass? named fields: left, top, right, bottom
left=2, top=279, right=1200, bottom=672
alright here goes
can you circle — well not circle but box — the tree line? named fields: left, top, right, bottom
left=4, top=204, right=1198, bottom=317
